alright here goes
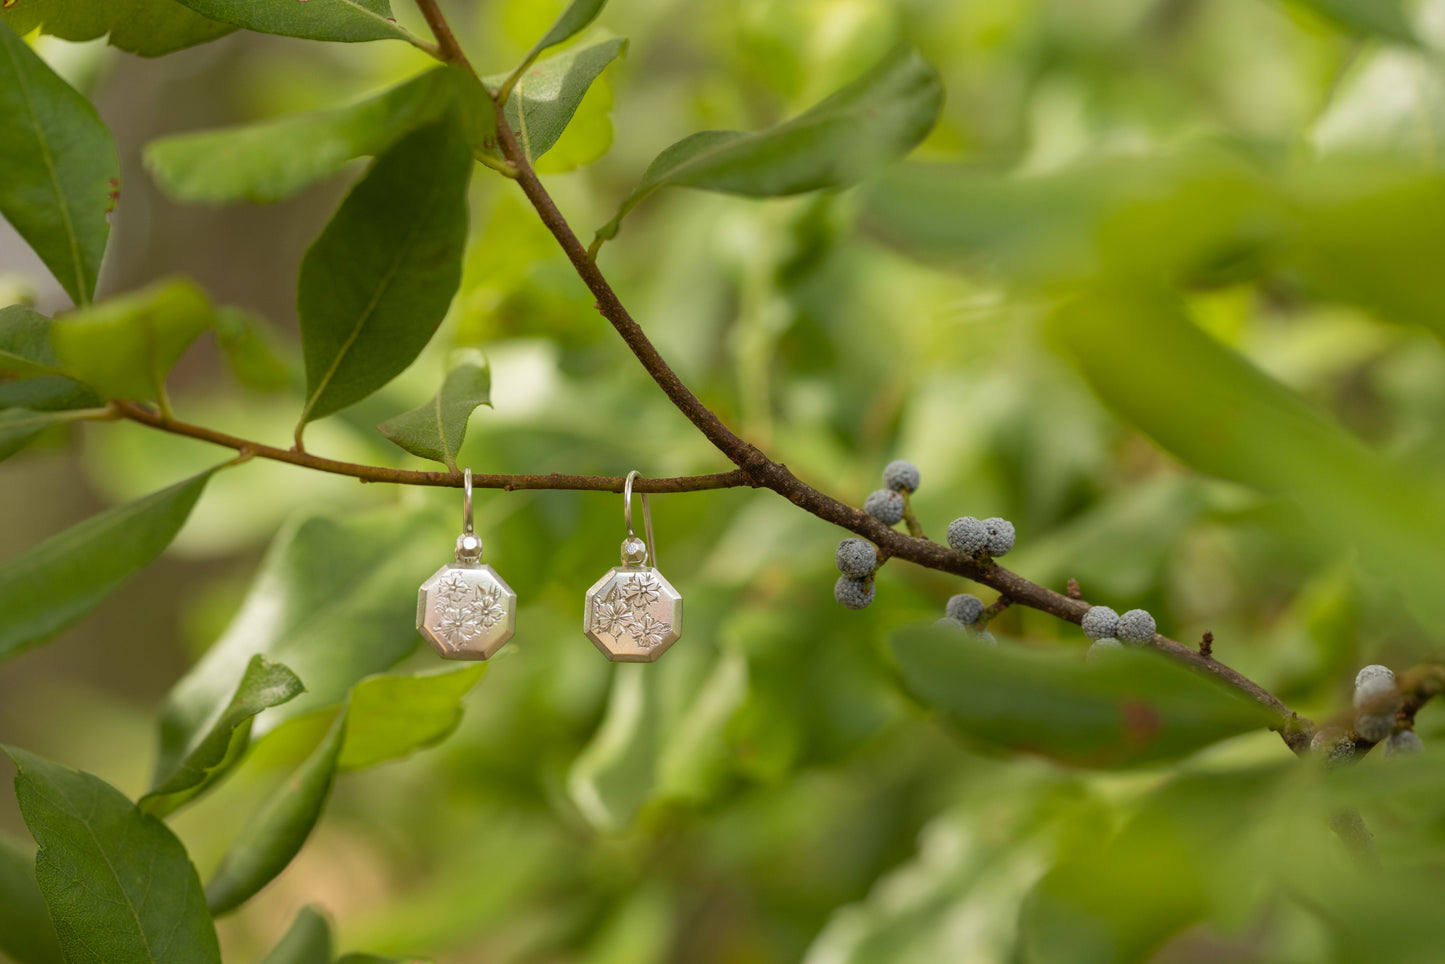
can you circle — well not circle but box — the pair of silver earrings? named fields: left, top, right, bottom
left=416, top=470, right=683, bottom=662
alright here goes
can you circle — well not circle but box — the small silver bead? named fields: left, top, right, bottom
left=621, top=536, right=648, bottom=566
left=455, top=532, right=483, bottom=562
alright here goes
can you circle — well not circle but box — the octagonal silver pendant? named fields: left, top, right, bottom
left=584, top=564, right=682, bottom=662
left=417, top=562, right=516, bottom=660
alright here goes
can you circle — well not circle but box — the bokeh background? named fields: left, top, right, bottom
left=5, top=0, right=1445, bottom=961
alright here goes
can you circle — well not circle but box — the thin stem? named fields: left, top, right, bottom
left=111, top=401, right=755, bottom=493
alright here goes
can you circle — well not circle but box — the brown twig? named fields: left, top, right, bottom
left=111, top=401, right=755, bottom=493
left=1199, top=631, right=1213, bottom=659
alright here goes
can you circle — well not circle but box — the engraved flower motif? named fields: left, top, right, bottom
left=436, top=606, right=483, bottom=646
left=635, top=612, right=671, bottom=649
left=592, top=600, right=633, bottom=637
left=437, top=571, right=474, bottom=606
left=621, top=575, right=660, bottom=608
left=473, top=586, right=505, bottom=630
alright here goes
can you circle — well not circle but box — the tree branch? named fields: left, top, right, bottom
left=110, top=401, right=755, bottom=493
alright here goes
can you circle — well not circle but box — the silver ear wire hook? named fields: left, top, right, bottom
left=462, top=467, right=474, bottom=535
left=622, top=470, right=657, bottom=568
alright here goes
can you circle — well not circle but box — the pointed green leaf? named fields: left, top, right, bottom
left=4, top=746, right=222, bottom=964
left=142, top=654, right=305, bottom=816
left=0, top=407, right=99, bottom=462
left=594, top=44, right=941, bottom=243
left=214, top=307, right=292, bottom=392
left=145, top=68, right=453, bottom=205
left=1290, top=0, right=1417, bottom=44
left=0, top=304, right=63, bottom=377
left=889, top=624, right=1275, bottom=768
left=1048, top=285, right=1445, bottom=632
left=447, top=63, right=499, bottom=158
left=524, top=0, right=607, bottom=63
left=0, top=831, right=63, bottom=964
left=168, top=0, right=412, bottom=43
left=0, top=467, right=216, bottom=661
left=258, top=907, right=332, bottom=964
left=490, top=37, right=626, bottom=165
left=0, top=23, right=119, bottom=306
left=50, top=277, right=214, bottom=403
left=0, top=374, right=100, bottom=412
left=296, top=119, right=471, bottom=434
left=376, top=352, right=490, bottom=469
left=157, top=506, right=443, bottom=769
left=2, top=0, right=234, bottom=57
left=205, top=710, right=347, bottom=915
left=339, top=664, right=487, bottom=772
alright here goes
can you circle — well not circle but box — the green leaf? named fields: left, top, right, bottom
left=339, top=664, right=487, bottom=771
left=145, top=68, right=453, bottom=205
left=295, top=119, right=471, bottom=435
left=1048, top=284, right=1445, bottom=633
left=447, top=63, right=499, bottom=158
left=334, top=955, right=430, bottom=964
left=0, top=304, right=63, bottom=377
left=376, top=351, right=490, bottom=469
left=258, top=907, right=332, bottom=964
left=594, top=43, right=941, bottom=243
left=4, top=746, right=222, bottom=964
left=2, top=0, right=234, bottom=57
left=142, top=654, right=305, bottom=816
left=0, top=407, right=98, bottom=462
left=215, top=307, right=292, bottom=392
left=0, top=467, right=216, bottom=661
left=168, top=0, right=412, bottom=44
left=205, top=710, right=346, bottom=916
left=50, top=277, right=215, bottom=404
left=889, top=624, right=1276, bottom=768
left=1290, top=0, right=1417, bottom=44
left=0, top=831, right=63, bottom=964
left=491, top=37, right=626, bottom=165
left=157, top=506, right=443, bottom=767
left=0, top=374, right=100, bottom=412
left=523, top=0, right=607, bottom=64
left=0, top=22, right=119, bottom=306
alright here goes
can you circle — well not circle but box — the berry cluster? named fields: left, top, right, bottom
left=836, top=460, right=1014, bottom=643
left=1078, top=604, right=1155, bottom=660
left=1351, top=664, right=1420, bottom=754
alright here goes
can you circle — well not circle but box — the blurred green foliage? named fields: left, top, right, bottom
left=4, top=0, right=1445, bottom=962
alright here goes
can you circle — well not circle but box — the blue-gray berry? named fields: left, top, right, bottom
left=1354, top=712, right=1395, bottom=743
left=1355, top=664, right=1395, bottom=691
left=1116, top=609, right=1156, bottom=644
left=1353, top=665, right=1398, bottom=711
left=982, top=517, right=1015, bottom=556
left=834, top=575, right=876, bottom=610
left=946, top=516, right=988, bottom=553
left=864, top=489, right=905, bottom=525
left=1384, top=730, right=1423, bottom=757
left=1310, top=726, right=1353, bottom=768
left=882, top=459, right=921, bottom=493
left=835, top=538, right=877, bottom=578
left=1086, top=637, right=1124, bottom=661
left=945, top=593, right=984, bottom=624
left=1081, top=606, right=1119, bottom=641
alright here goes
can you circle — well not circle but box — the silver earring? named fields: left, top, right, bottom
left=584, top=471, right=683, bottom=662
left=417, top=468, right=517, bottom=660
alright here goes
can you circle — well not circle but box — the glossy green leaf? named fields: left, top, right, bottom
left=0, top=304, right=63, bottom=377
left=258, top=906, right=332, bottom=964
left=4, top=746, right=222, bottom=963
left=0, top=832, right=63, bottom=964
left=145, top=68, right=453, bottom=205
left=205, top=710, right=346, bottom=915
left=447, top=63, right=499, bottom=158
left=1049, top=285, right=1445, bottom=632
left=0, top=407, right=98, bottom=462
left=889, top=624, right=1275, bottom=768
left=0, top=467, right=216, bottom=661
left=142, top=654, right=305, bottom=816
left=491, top=37, right=626, bottom=165
left=1291, top=0, right=1416, bottom=44
left=169, top=0, right=412, bottom=43
left=376, top=351, right=490, bottom=469
left=2, top=0, right=233, bottom=57
left=50, top=277, right=214, bottom=403
left=295, top=119, right=471, bottom=435
left=0, top=22, right=119, bottom=306
left=594, top=44, right=941, bottom=243
left=0, top=374, right=100, bottom=412
left=157, top=506, right=443, bottom=770
left=340, top=664, right=487, bottom=771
